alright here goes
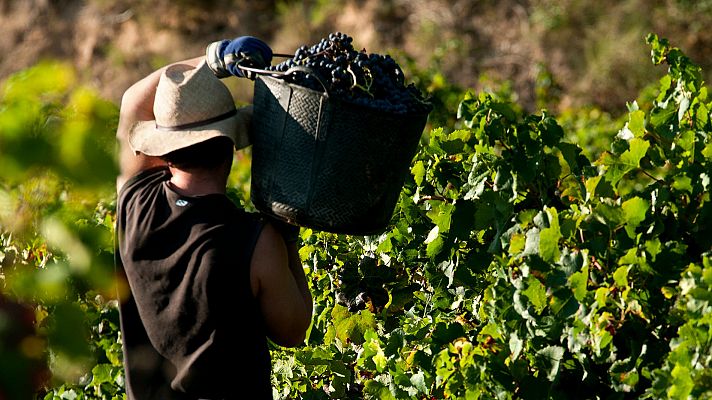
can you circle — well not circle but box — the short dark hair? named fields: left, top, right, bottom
left=161, top=137, right=234, bottom=170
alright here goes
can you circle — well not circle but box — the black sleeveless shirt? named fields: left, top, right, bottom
left=115, top=168, right=272, bottom=399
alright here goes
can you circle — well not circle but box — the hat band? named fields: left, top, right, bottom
left=155, top=108, right=237, bottom=131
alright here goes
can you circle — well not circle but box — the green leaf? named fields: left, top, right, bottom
left=595, top=287, right=609, bottom=307
left=522, top=228, right=541, bottom=257
left=508, top=233, right=525, bottom=255
left=363, top=380, right=397, bottom=400
left=411, top=371, right=428, bottom=393
left=328, top=306, right=377, bottom=346
left=675, top=130, right=695, bottom=158
left=668, top=364, right=694, bottom=399
left=509, top=332, right=523, bottom=360
left=613, top=266, right=631, bottom=288
left=523, top=275, right=548, bottom=313
left=558, top=142, right=588, bottom=175
left=539, top=114, right=565, bottom=147
left=649, top=104, right=677, bottom=138
left=536, top=345, right=565, bottom=381
left=478, top=322, right=502, bottom=340
left=433, top=322, right=467, bottom=348
left=569, top=265, right=589, bottom=302
left=361, top=330, right=388, bottom=373
left=427, top=202, right=455, bottom=233
left=412, top=160, right=426, bottom=186
left=628, top=110, right=646, bottom=137
left=702, top=142, right=712, bottom=160
left=672, top=176, right=692, bottom=193
left=622, top=196, right=649, bottom=238
left=599, top=137, right=650, bottom=186
left=594, top=202, right=624, bottom=227
left=426, top=226, right=445, bottom=258
left=539, top=208, right=562, bottom=263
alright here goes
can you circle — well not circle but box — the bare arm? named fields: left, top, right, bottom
left=116, top=56, right=204, bottom=191
left=251, top=224, right=313, bottom=347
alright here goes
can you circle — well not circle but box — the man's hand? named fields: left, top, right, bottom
left=206, top=36, right=272, bottom=80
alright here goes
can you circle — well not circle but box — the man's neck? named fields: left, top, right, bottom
left=168, top=167, right=227, bottom=196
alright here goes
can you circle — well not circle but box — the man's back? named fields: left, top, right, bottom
left=116, top=167, right=272, bottom=399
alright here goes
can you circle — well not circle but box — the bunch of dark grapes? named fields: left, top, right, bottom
left=265, top=32, right=431, bottom=115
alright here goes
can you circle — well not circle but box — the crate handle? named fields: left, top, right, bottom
left=237, top=64, right=330, bottom=95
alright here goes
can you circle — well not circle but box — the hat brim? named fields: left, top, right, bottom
left=128, top=109, right=251, bottom=156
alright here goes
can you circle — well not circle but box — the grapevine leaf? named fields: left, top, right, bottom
left=558, top=142, right=589, bottom=175
left=328, top=305, right=377, bottom=346
left=412, top=160, right=426, bottom=186
left=522, top=228, right=540, bottom=257
left=438, top=260, right=455, bottom=287
left=613, top=266, right=631, bottom=288
left=90, top=364, right=113, bottom=385
left=427, top=202, right=454, bottom=233
left=594, top=201, right=624, bottom=227
left=539, top=115, right=565, bottom=147
left=437, top=129, right=472, bottom=154
left=509, top=332, right=523, bottom=360
left=703, top=143, right=712, bottom=160
left=539, top=208, right=562, bottom=263
left=595, top=287, right=609, bottom=308
left=675, top=130, right=695, bottom=161
left=363, top=380, right=396, bottom=400
left=672, top=176, right=692, bottom=193
left=536, top=345, right=565, bottom=381
left=569, top=265, right=589, bottom=302
left=628, top=110, right=646, bottom=137
left=361, top=330, right=387, bottom=372
left=509, top=233, right=525, bottom=255
left=410, top=371, right=428, bottom=393
left=473, top=201, right=496, bottom=230
left=585, top=175, right=615, bottom=200
left=523, top=275, right=547, bottom=313
left=489, top=100, right=517, bottom=122
left=426, top=227, right=445, bottom=258
left=599, top=137, right=650, bottom=186
left=479, top=322, right=502, bottom=340
left=668, top=365, right=694, bottom=399
left=649, top=104, right=677, bottom=139
left=621, top=196, right=649, bottom=238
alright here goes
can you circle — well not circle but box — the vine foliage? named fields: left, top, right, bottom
left=270, top=33, right=712, bottom=399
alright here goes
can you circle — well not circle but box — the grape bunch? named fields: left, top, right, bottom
left=265, top=32, right=431, bottom=115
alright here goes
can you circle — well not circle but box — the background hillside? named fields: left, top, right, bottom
left=2, top=0, right=711, bottom=116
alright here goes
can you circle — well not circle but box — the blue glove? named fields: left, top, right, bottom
left=206, top=36, right=272, bottom=79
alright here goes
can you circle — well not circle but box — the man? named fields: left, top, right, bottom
left=114, top=37, right=312, bottom=399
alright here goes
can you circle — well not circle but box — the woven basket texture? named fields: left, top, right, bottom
left=250, top=76, right=429, bottom=235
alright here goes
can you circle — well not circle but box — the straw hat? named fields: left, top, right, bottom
left=129, top=60, right=250, bottom=156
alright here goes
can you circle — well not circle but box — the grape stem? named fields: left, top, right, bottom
left=348, top=65, right=374, bottom=97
